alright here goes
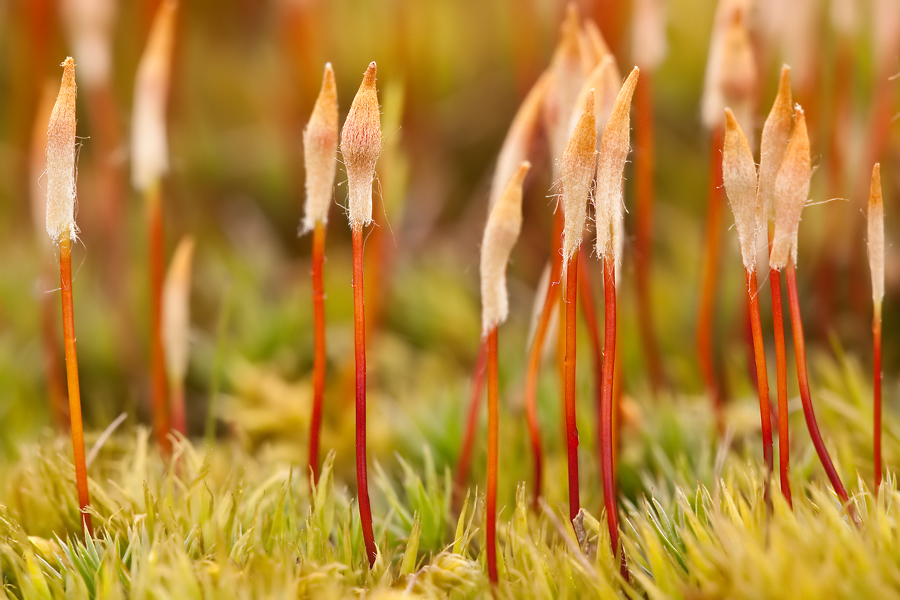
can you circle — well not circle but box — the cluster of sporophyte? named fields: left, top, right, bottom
left=10, top=0, right=900, bottom=596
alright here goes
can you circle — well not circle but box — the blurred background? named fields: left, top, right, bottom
left=0, top=0, right=898, bottom=499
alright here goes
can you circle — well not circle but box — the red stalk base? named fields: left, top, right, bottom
left=601, top=257, right=627, bottom=579
left=745, top=269, right=774, bottom=482
left=874, top=301, right=883, bottom=494
left=524, top=268, right=559, bottom=507
left=522, top=209, right=564, bottom=506
left=770, top=269, right=792, bottom=507
left=148, top=185, right=171, bottom=454
left=577, top=248, right=605, bottom=484
left=308, top=222, right=327, bottom=484
left=486, top=327, right=499, bottom=585
left=453, top=337, right=488, bottom=512
left=698, top=126, right=726, bottom=434
left=352, top=225, right=377, bottom=568
left=785, top=263, right=855, bottom=516
left=59, top=238, right=93, bottom=536
left=563, top=255, right=580, bottom=523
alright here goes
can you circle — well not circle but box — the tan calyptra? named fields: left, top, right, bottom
left=757, top=66, right=792, bottom=221
left=46, top=60, right=79, bottom=244
left=132, top=0, right=177, bottom=193
left=701, top=0, right=755, bottom=133
left=868, top=164, right=885, bottom=305
left=594, top=67, right=640, bottom=265
left=542, top=4, right=585, bottom=171
left=769, top=105, right=810, bottom=271
left=302, top=64, right=338, bottom=232
left=569, top=57, right=618, bottom=144
left=341, top=62, right=382, bottom=231
left=631, top=0, right=668, bottom=71
left=561, top=90, right=597, bottom=262
left=480, top=163, right=531, bottom=334
left=490, top=73, right=549, bottom=209
left=721, top=108, right=760, bottom=271
left=60, top=0, right=115, bottom=89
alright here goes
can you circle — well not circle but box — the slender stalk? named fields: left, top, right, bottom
left=485, top=327, right=499, bottom=585
left=578, top=247, right=613, bottom=478
left=785, top=262, right=853, bottom=509
left=698, top=126, right=725, bottom=433
left=634, top=70, right=664, bottom=392
left=600, top=257, right=625, bottom=575
left=874, top=300, right=883, bottom=493
left=745, top=268, right=774, bottom=479
left=59, top=238, right=93, bottom=536
left=147, top=183, right=170, bottom=454
left=563, top=255, right=580, bottom=522
left=577, top=248, right=605, bottom=461
left=769, top=268, right=792, bottom=506
left=519, top=210, right=565, bottom=507
left=365, top=219, right=384, bottom=337
left=453, top=337, right=487, bottom=512
left=308, top=221, right=327, bottom=483
left=524, top=269, right=554, bottom=506
left=352, top=225, right=377, bottom=567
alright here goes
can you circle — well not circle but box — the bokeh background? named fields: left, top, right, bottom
left=0, top=0, right=898, bottom=503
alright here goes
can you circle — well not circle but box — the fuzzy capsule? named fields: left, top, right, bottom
left=569, top=57, right=617, bottom=144
left=701, top=0, right=753, bottom=131
left=757, top=65, right=792, bottom=220
left=542, top=4, right=585, bottom=173
left=718, top=10, right=757, bottom=145
left=46, top=58, right=79, bottom=244
left=301, top=64, right=339, bottom=231
left=162, top=236, right=195, bottom=383
left=631, top=0, right=668, bottom=70
left=490, top=72, right=549, bottom=209
left=722, top=108, right=760, bottom=272
left=594, top=67, right=639, bottom=264
left=561, top=90, right=597, bottom=262
left=874, top=0, right=900, bottom=72
left=770, top=105, right=811, bottom=270
left=341, top=62, right=382, bottom=230
left=481, top=162, right=530, bottom=334
left=869, top=163, right=885, bottom=303
left=131, top=0, right=177, bottom=192
left=583, top=19, right=612, bottom=68
left=61, top=0, right=115, bottom=89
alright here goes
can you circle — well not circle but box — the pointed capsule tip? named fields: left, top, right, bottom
left=362, top=62, right=377, bottom=86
